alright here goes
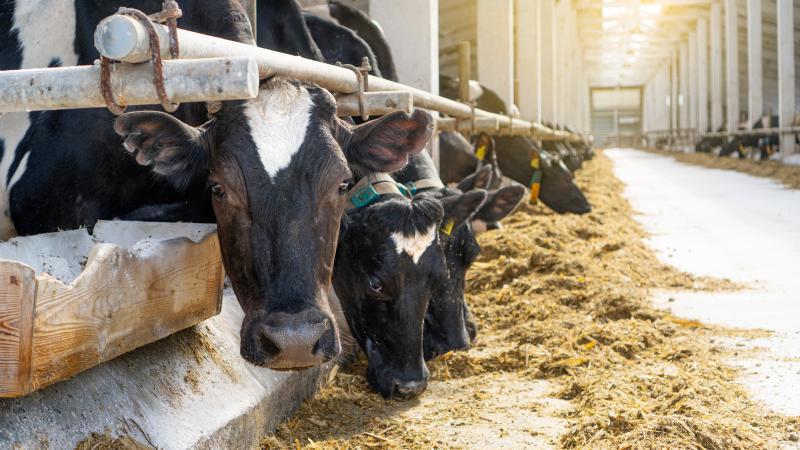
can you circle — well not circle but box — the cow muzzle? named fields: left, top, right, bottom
left=241, top=309, right=340, bottom=370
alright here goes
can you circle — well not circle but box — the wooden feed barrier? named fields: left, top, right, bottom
left=0, top=223, right=224, bottom=398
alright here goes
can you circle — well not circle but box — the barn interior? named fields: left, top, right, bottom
left=1, top=0, right=799, bottom=449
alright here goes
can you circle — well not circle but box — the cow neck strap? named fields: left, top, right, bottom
left=346, top=172, right=409, bottom=210
left=404, top=178, right=444, bottom=195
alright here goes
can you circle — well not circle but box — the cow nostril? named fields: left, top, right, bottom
left=258, top=328, right=281, bottom=358
left=311, top=318, right=337, bottom=360
left=393, top=379, right=428, bottom=400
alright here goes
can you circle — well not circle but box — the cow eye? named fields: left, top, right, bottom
left=209, top=183, right=225, bottom=198
left=368, top=276, right=383, bottom=293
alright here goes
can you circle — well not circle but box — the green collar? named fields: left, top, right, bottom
left=346, top=173, right=410, bottom=210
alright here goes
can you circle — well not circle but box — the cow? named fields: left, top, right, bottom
left=438, top=76, right=591, bottom=214
left=326, top=0, right=398, bottom=81
left=0, top=0, right=430, bottom=370
left=332, top=156, right=487, bottom=399
left=303, top=12, right=383, bottom=78
left=695, top=125, right=726, bottom=153
left=440, top=131, right=591, bottom=215
left=720, top=116, right=778, bottom=160
left=393, top=152, right=525, bottom=360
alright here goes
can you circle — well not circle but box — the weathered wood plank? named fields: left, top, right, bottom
left=0, top=261, right=36, bottom=398
left=28, top=233, right=224, bottom=391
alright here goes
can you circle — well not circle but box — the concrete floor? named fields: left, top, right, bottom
left=607, top=148, right=800, bottom=416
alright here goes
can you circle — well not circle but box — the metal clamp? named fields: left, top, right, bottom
left=100, top=2, right=182, bottom=115
left=339, top=57, right=372, bottom=121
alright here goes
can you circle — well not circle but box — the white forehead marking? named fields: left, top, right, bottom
left=245, top=83, right=313, bottom=178
left=391, top=225, right=437, bottom=264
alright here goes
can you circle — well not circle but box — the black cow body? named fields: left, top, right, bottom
left=327, top=0, right=398, bottom=81
left=303, top=12, right=382, bottom=77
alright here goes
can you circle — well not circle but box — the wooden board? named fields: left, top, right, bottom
left=0, top=231, right=224, bottom=398
left=0, top=262, right=35, bottom=397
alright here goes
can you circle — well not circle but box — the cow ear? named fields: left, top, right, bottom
left=345, top=110, right=434, bottom=173
left=474, top=185, right=525, bottom=224
left=114, top=111, right=211, bottom=191
left=456, top=165, right=493, bottom=192
left=441, top=190, right=487, bottom=226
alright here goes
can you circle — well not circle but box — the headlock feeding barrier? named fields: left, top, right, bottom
left=0, top=3, right=584, bottom=143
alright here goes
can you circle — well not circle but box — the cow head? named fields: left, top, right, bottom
left=333, top=182, right=445, bottom=399
left=538, top=149, right=591, bottom=215
left=114, top=77, right=431, bottom=370
left=424, top=182, right=525, bottom=360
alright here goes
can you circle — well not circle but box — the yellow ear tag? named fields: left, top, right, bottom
left=530, top=157, right=540, bottom=169
left=475, top=145, right=487, bottom=161
left=529, top=183, right=541, bottom=204
left=440, top=219, right=455, bottom=236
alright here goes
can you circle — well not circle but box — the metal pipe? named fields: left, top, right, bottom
left=93, top=14, right=580, bottom=141
left=0, top=57, right=258, bottom=113
left=335, top=91, right=413, bottom=117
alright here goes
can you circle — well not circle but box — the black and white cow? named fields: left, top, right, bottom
left=438, top=76, right=591, bottom=214
left=439, top=131, right=591, bottom=215
left=393, top=152, right=525, bottom=360
left=0, top=0, right=430, bottom=370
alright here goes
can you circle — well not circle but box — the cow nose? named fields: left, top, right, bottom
left=392, top=379, right=428, bottom=400
left=243, top=310, right=339, bottom=370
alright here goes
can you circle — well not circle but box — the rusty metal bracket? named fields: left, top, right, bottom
left=339, top=57, right=372, bottom=121
left=100, top=2, right=182, bottom=115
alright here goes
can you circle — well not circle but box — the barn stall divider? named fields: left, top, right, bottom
left=0, top=3, right=582, bottom=399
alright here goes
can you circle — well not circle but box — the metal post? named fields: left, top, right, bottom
left=679, top=41, right=689, bottom=132
left=688, top=31, right=698, bottom=134
left=477, top=0, right=514, bottom=111
left=516, top=0, right=539, bottom=121
left=725, top=0, right=739, bottom=133
left=747, top=0, right=762, bottom=128
left=697, top=19, right=708, bottom=134
left=458, top=41, right=471, bottom=103
left=710, top=2, right=723, bottom=131
left=671, top=51, right=678, bottom=138
left=777, top=0, right=796, bottom=160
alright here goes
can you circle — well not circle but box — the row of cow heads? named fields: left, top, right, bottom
left=115, top=77, right=433, bottom=371
left=114, top=77, right=527, bottom=400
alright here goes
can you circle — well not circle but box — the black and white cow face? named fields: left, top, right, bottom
left=115, top=77, right=432, bottom=370
left=538, top=150, right=591, bottom=215
left=334, top=194, right=446, bottom=399
left=424, top=185, right=525, bottom=361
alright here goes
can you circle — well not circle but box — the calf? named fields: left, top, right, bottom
left=2, top=1, right=429, bottom=370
